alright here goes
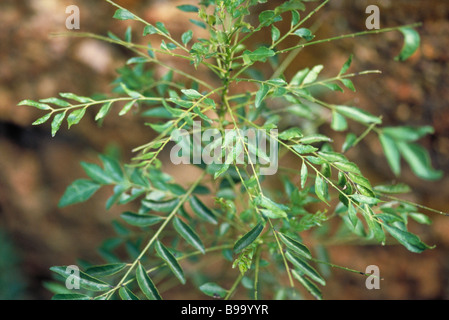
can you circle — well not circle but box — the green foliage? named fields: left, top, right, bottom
left=21, top=0, right=444, bottom=300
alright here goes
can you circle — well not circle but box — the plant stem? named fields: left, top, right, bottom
left=224, top=272, right=244, bottom=300
left=104, top=170, right=207, bottom=299
left=277, top=23, right=422, bottom=54
left=51, top=32, right=216, bottom=91
left=253, top=245, right=262, bottom=300
left=310, top=257, right=384, bottom=280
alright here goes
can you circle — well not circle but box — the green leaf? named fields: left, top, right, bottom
left=347, top=173, right=373, bottom=192
left=338, top=54, right=353, bottom=75
left=168, top=97, right=194, bottom=109
left=303, top=65, right=323, bottom=84
left=182, top=30, right=193, bottom=46
left=147, top=121, right=174, bottom=133
left=181, top=89, right=203, bottom=99
left=113, top=9, right=136, bottom=20
left=342, top=132, right=357, bottom=153
left=119, top=100, right=136, bottom=116
left=333, top=161, right=361, bottom=175
left=67, top=108, right=86, bottom=129
left=120, top=84, right=142, bottom=99
left=136, top=263, right=162, bottom=300
left=397, top=141, right=443, bottom=180
left=189, top=19, right=207, bottom=29
left=379, top=133, right=401, bottom=176
left=278, top=233, right=311, bottom=259
left=142, top=106, right=173, bottom=118
left=340, top=78, right=356, bottom=91
left=276, top=0, right=306, bottom=14
left=243, top=47, right=275, bottom=64
left=99, top=154, right=124, bottom=183
left=32, top=113, right=52, bottom=126
left=107, top=31, right=121, bottom=41
left=189, top=196, right=217, bottom=224
left=374, top=183, right=411, bottom=194
left=213, top=163, right=230, bottom=179
left=335, top=106, right=382, bottom=124
left=18, top=99, right=52, bottom=110
left=260, top=209, right=287, bottom=219
left=258, top=10, right=282, bottom=27
left=286, top=251, right=325, bottom=286
left=59, top=92, right=92, bottom=103
left=143, top=25, right=158, bottom=36
left=233, top=222, right=264, bottom=253
left=383, top=224, right=433, bottom=253
left=39, top=97, right=70, bottom=107
left=119, top=286, right=140, bottom=300
left=58, top=179, right=101, bottom=207
left=314, top=175, right=328, bottom=204
left=143, top=198, right=180, bottom=213
left=331, top=110, right=348, bottom=131
left=155, top=241, right=186, bottom=284
left=121, top=212, right=164, bottom=227
left=95, top=101, right=113, bottom=121
left=306, top=156, right=326, bottom=165
left=363, top=208, right=386, bottom=243
left=322, top=82, right=344, bottom=92
left=51, top=112, right=65, bottom=137
left=279, top=127, right=303, bottom=140
left=44, top=282, right=77, bottom=295
left=290, top=68, right=309, bottom=86
left=395, top=27, right=420, bottom=61
left=80, top=162, right=113, bottom=185
left=124, top=26, right=132, bottom=42
left=111, top=220, right=130, bottom=237
left=291, top=10, right=300, bottom=26
left=347, top=203, right=358, bottom=227
left=193, top=106, right=213, bottom=124
left=382, top=126, right=434, bottom=142
left=300, top=161, right=308, bottom=188
left=50, top=266, right=111, bottom=292
left=85, top=263, right=127, bottom=277
left=155, top=21, right=170, bottom=35
left=271, top=25, right=280, bottom=42
left=173, top=217, right=205, bottom=254
left=255, top=195, right=289, bottom=219
left=293, top=144, right=318, bottom=154
left=126, top=57, right=148, bottom=65
left=350, top=194, right=380, bottom=205
left=291, top=270, right=322, bottom=300
left=162, top=41, right=177, bottom=51
left=293, top=28, right=315, bottom=41
left=377, top=212, right=405, bottom=224
left=317, top=151, right=349, bottom=163
left=321, top=162, right=331, bottom=178
left=300, top=134, right=332, bottom=144
left=255, top=84, right=269, bottom=108
left=409, top=213, right=432, bottom=225
left=177, top=5, right=199, bottom=13
left=335, top=105, right=381, bottom=125
left=52, top=294, right=91, bottom=300
left=199, top=282, right=227, bottom=298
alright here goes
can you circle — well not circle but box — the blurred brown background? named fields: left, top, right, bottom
left=0, top=0, right=448, bottom=299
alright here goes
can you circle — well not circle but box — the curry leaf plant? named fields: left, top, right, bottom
left=20, top=0, right=445, bottom=300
